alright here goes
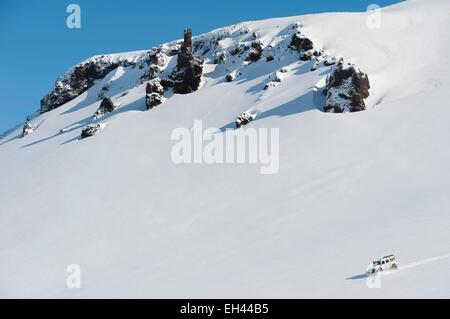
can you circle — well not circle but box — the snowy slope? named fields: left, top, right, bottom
left=1, top=0, right=450, bottom=298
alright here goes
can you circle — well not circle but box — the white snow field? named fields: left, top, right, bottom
left=1, top=0, right=449, bottom=298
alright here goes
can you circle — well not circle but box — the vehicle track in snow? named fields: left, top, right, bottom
left=399, top=253, right=450, bottom=271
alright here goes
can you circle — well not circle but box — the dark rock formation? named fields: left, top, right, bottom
left=81, top=124, right=102, bottom=139
left=235, top=112, right=255, bottom=129
left=230, top=45, right=244, bottom=56
left=93, top=97, right=117, bottom=119
left=171, top=28, right=204, bottom=94
left=213, top=51, right=227, bottom=64
left=225, top=71, right=241, bottom=82
left=289, top=33, right=314, bottom=52
left=226, top=73, right=235, bottom=82
left=176, top=29, right=192, bottom=69
left=22, top=123, right=34, bottom=137
left=324, top=59, right=337, bottom=67
left=146, top=80, right=164, bottom=95
left=99, top=97, right=116, bottom=113
left=160, top=79, right=175, bottom=90
left=300, top=52, right=313, bottom=61
left=245, top=40, right=264, bottom=63
left=139, top=48, right=166, bottom=82
left=40, top=58, right=121, bottom=113
left=324, top=60, right=370, bottom=113
left=145, top=79, right=164, bottom=110
left=146, top=93, right=163, bottom=109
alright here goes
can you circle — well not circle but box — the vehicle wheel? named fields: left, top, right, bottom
left=372, top=269, right=376, bottom=274
left=392, top=264, right=398, bottom=270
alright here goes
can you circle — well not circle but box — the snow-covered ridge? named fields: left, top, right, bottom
left=1, top=0, right=450, bottom=298
left=38, top=16, right=366, bottom=123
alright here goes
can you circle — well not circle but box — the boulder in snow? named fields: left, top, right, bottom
left=22, top=123, right=34, bottom=137
left=226, top=73, right=236, bottom=82
left=235, top=110, right=259, bottom=129
left=225, top=70, right=241, bottom=82
left=324, top=59, right=370, bottom=113
left=81, top=124, right=102, bottom=139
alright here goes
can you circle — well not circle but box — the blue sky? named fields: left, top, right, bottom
left=0, top=0, right=403, bottom=132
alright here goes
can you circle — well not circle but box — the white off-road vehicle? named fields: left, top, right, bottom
left=367, top=255, right=398, bottom=274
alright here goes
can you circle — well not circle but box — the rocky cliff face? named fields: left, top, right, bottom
left=34, top=23, right=371, bottom=140
left=39, top=29, right=205, bottom=116
left=40, top=57, right=128, bottom=113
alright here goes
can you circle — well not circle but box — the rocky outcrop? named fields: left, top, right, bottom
left=230, top=43, right=248, bottom=56
left=225, top=70, right=242, bottom=82
left=140, top=47, right=167, bottom=82
left=235, top=113, right=254, bottom=129
left=145, top=80, right=164, bottom=110
left=93, top=97, right=117, bottom=119
left=235, top=111, right=259, bottom=129
left=22, top=123, right=34, bottom=137
left=81, top=124, right=102, bottom=139
left=213, top=51, right=227, bottom=64
left=226, top=73, right=235, bottom=82
left=100, top=97, right=116, bottom=112
left=40, top=57, right=122, bottom=113
left=146, top=80, right=164, bottom=95
left=300, top=51, right=313, bottom=61
left=141, top=65, right=161, bottom=82
left=324, top=59, right=370, bottom=113
left=245, top=40, right=264, bottom=63
left=170, top=29, right=204, bottom=94
left=289, top=33, right=314, bottom=53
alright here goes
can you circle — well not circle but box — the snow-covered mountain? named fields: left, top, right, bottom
left=1, top=0, right=449, bottom=298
